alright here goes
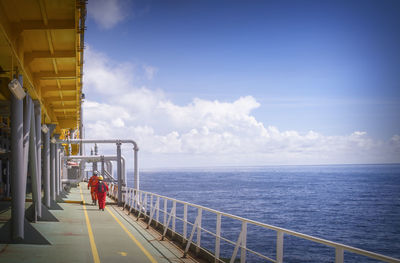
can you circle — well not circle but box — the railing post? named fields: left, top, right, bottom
left=277, top=231, right=284, bottom=263
left=130, top=189, right=135, bottom=210
left=162, top=202, right=176, bottom=240
left=172, top=201, right=176, bottom=237
left=123, top=188, right=129, bottom=209
left=183, top=203, right=188, bottom=244
left=335, top=247, right=344, bottom=263
left=131, top=189, right=134, bottom=210
left=133, top=189, right=137, bottom=211
left=230, top=231, right=243, bottom=263
left=163, top=199, right=167, bottom=226
left=147, top=194, right=158, bottom=229
left=196, top=208, right=202, bottom=254
left=156, top=196, right=160, bottom=226
left=150, top=194, right=153, bottom=219
left=240, top=221, right=247, bottom=263
left=183, top=211, right=202, bottom=258
left=128, top=188, right=133, bottom=209
left=144, top=193, right=148, bottom=214
left=215, top=213, right=221, bottom=263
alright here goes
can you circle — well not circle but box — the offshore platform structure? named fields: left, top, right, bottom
left=0, top=1, right=400, bottom=263
left=0, top=0, right=87, bottom=242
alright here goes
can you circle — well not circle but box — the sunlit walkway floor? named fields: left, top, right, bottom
left=0, top=183, right=200, bottom=263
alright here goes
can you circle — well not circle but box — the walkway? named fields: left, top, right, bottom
left=0, top=183, right=200, bottom=263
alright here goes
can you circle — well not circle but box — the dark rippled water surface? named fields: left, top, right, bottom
left=127, top=164, right=400, bottom=262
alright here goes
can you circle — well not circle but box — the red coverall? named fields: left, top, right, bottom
left=88, top=175, right=99, bottom=203
left=95, top=181, right=108, bottom=210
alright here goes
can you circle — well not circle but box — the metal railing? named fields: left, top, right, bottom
left=108, top=184, right=400, bottom=263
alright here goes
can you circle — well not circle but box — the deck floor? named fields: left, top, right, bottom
left=0, top=183, right=199, bottom=263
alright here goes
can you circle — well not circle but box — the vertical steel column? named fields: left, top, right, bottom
left=22, top=96, right=32, bottom=182
left=79, top=101, right=83, bottom=155
left=93, top=143, right=98, bottom=172
left=59, top=150, right=63, bottom=191
left=101, top=155, right=105, bottom=177
left=5, top=160, right=10, bottom=198
left=29, top=103, right=39, bottom=222
left=34, top=101, right=41, bottom=217
left=54, top=134, right=60, bottom=196
left=0, top=160, right=2, bottom=195
left=91, top=148, right=95, bottom=173
left=117, top=142, right=122, bottom=206
left=43, top=126, right=50, bottom=208
left=105, top=160, right=112, bottom=178
left=50, top=138, right=56, bottom=201
left=134, top=147, right=139, bottom=191
left=10, top=76, right=26, bottom=239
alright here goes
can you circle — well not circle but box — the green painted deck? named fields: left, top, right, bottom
left=0, top=183, right=200, bottom=263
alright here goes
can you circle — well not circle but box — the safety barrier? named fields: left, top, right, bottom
left=108, top=184, right=400, bottom=263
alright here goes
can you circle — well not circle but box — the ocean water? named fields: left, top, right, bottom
left=127, top=164, right=400, bottom=262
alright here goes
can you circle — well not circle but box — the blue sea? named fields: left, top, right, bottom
left=127, top=164, right=400, bottom=262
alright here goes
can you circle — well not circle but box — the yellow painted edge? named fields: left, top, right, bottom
left=79, top=185, right=101, bottom=263
left=106, top=207, right=158, bottom=263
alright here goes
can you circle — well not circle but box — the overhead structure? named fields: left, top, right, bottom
left=0, top=0, right=86, bottom=154
left=0, top=0, right=86, bottom=243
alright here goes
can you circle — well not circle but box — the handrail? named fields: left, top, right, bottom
left=111, top=184, right=400, bottom=263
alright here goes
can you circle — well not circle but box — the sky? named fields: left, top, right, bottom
left=83, top=0, right=400, bottom=169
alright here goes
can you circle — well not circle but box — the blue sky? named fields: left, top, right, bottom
left=83, top=0, right=400, bottom=168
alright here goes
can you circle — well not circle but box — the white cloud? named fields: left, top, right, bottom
left=88, top=0, right=130, bottom=30
left=143, top=65, right=158, bottom=80
left=83, top=48, right=400, bottom=168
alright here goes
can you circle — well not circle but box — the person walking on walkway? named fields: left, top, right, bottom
left=88, top=171, right=99, bottom=205
left=95, top=176, right=108, bottom=211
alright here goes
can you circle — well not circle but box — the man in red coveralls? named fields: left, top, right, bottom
left=88, top=171, right=99, bottom=205
left=95, top=176, right=108, bottom=211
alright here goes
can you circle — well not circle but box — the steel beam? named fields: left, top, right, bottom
left=14, top=19, right=75, bottom=31
left=34, top=71, right=76, bottom=80
left=24, top=51, right=75, bottom=64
